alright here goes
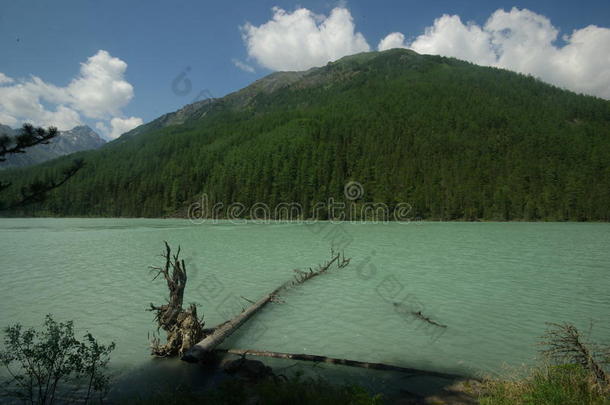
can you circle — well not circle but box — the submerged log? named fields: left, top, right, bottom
left=393, top=302, right=447, bottom=328
left=182, top=251, right=350, bottom=363
left=411, top=311, right=447, bottom=328
left=215, top=349, right=465, bottom=380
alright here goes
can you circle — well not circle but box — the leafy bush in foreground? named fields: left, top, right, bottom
left=0, top=314, right=115, bottom=404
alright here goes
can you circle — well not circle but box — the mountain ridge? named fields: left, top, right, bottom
left=2, top=49, right=610, bottom=220
left=0, top=124, right=106, bottom=169
left=118, top=50, right=421, bottom=139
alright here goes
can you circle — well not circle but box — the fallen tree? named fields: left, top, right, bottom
left=149, top=244, right=473, bottom=383
left=181, top=250, right=350, bottom=363
left=181, top=282, right=288, bottom=363
left=148, top=241, right=205, bottom=357
left=393, top=302, right=447, bottom=328
left=215, top=348, right=465, bottom=380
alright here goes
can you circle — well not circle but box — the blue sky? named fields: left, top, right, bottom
left=1, top=0, right=609, bottom=138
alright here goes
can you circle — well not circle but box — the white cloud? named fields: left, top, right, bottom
left=96, top=116, right=143, bottom=139
left=0, top=80, right=81, bottom=130
left=0, top=50, right=142, bottom=135
left=377, top=32, right=408, bottom=51
left=95, top=122, right=107, bottom=134
left=380, top=7, right=610, bottom=99
left=241, top=7, right=370, bottom=71
left=0, top=73, right=14, bottom=85
left=232, top=58, right=256, bottom=73
left=409, top=15, right=498, bottom=66
left=108, top=116, right=143, bottom=139
left=66, top=50, right=135, bottom=119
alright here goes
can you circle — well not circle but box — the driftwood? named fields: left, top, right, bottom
left=393, top=302, right=447, bottom=328
left=412, top=311, right=447, bottom=328
left=215, top=349, right=464, bottom=380
left=148, top=242, right=205, bottom=357
left=182, top=251, right=350, bottom=363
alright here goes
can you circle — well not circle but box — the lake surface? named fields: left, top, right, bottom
left=0, top=218, right=609, bottom=397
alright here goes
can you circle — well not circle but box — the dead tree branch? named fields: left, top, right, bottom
left=288, top=249, right=350, bottom=287
left=540, top=322, right=609, bottom=386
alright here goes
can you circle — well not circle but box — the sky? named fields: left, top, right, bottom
left=1, top=0, right=609, bottom=139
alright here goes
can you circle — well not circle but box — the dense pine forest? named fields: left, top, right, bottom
left=2, top=49, right=610, bottom=220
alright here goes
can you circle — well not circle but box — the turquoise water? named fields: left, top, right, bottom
left=0, top=218, right=609, bottom=395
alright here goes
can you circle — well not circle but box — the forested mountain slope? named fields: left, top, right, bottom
left=2, top=49, right=610, bottom=220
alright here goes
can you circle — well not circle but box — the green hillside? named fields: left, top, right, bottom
left=2, top=49, right=610, bottom=220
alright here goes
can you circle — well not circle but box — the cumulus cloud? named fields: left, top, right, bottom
left=377, top=32, right=408, bottom=51
left=409, top=15, right=498, bottom=66
left=96, top=116, right=143, bottom=140
left=378, top=7, right=610, bottom=99
left=0, top=50, right=141, bottom=136
left=0, top=73, right=13, bottom=85
left=0, top=80, right=81, bottom=129
left=241, top=7, right=370, bottom=71
left=66, top=50, right=135, bottom=119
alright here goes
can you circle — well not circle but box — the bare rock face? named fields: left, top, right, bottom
left=0, top=124, right=106, bottom=168
left=223, top=358, right=273, bottom=381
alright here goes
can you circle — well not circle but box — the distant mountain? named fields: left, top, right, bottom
left=3, top=49, right=610, bottom=220
left=0, top=125, right=106, bottom=168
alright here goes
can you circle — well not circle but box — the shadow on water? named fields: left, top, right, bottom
left=107, top=357, right=225, bottom=402
left=107, top=354, right=479, bottom=404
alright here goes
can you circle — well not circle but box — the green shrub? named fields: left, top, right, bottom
left=0, top=314, right=115, bottom=404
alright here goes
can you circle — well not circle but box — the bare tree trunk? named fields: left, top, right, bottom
left=182, top=251, right=350, bottom=363
left=181, top=282, right=288, bottom=363
left=149, top=241, right=205, bottom=357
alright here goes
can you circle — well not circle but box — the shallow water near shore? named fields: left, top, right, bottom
left=0, top=218, right=609, bottom=398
